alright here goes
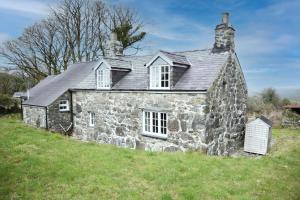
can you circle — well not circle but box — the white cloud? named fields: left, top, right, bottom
left=236, top=32, right=298, bottom=56
left=0, top=0, right=50, bottom=16
left=256, top=0, right=300, bottom=18
left=244, top=68, right=279, bottom=74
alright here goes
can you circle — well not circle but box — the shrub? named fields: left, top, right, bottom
left=0, top=93, right=20, bottom=114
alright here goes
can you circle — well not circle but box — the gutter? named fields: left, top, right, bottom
left=45, top=106, right=48, bottom=130
left=69, top=90, right=74, bottom=133
left=20, top=98, right=23, bottom=120
left=69, top=88, right=208, bottom=94
left=21, top=104, right=47, bottom=108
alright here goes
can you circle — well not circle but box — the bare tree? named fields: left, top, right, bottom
left=0, top=0, right=146, bottom=81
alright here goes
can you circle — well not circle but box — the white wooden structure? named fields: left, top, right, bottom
left=244, top=116, right=272, bottom=155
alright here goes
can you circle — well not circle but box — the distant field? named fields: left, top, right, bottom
left=0, top=115, right=299, bottom=200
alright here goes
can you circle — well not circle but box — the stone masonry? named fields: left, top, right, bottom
left=205, top=53, right=247, bottom=156
left=72, top=91, right=207, bottom=152
left=23, top=105, right=47, bottom=128
left=47, top=91, right=73, bottom=134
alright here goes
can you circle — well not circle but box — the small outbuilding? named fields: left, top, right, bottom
left=283, top=105, right=300, bottom=115
left=244, top=116, right=272, bottom=155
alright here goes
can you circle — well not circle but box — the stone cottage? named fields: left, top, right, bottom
left=22, top=13, right=247, bottom=156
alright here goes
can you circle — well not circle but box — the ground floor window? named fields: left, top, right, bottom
left=59, top=100, right=69, bottom=111
left=89, top=112, right=95, bottom=127
left=142, top=110, right=167, bottom=139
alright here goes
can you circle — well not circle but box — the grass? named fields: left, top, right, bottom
left=0, top=115, right=299, bottom=200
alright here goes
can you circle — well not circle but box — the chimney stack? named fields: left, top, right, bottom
left=213, top=12, right=235, bottom=53
left=106, top=32, right=124, bottom=57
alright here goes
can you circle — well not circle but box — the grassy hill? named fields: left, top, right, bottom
left=0, top=115, right=299, bottom=200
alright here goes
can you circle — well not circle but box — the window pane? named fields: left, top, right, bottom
left=97, top=68, right=110, bottom=88
left=160, top=113, right=167, bottom=134
left=144, top=111, right=151, bottom=132
left=156, top=66, right=159, bottom=87
left=161, top=79, right=165, bottom=87
left=165, top=66, right=169, bottom=73
left=152, top=112, right=158, bottom=133
left=90, top=112, right=95, bottom=126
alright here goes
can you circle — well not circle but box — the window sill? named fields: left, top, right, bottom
left=149, top=88, right=170, bottom=90
left=141, top=132, right=168, bottom=140
left=59, top=110, right=70, bottom=112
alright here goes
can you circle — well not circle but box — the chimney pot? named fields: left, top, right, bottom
left=222, top=12, right=229, bottom=25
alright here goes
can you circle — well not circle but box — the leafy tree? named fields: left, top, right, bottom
left=0, top=72, right=31, bottom=95
left=281, top=98, right=291, bottom=106
left=108, top=6, right=146, bottom=53
left=260, top=88, right=280, bottom=108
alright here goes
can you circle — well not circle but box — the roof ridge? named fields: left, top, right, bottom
left=172, top=48, right=212, bottom=53
left=105, top=57, right=131, bottom=63
left=71, top=60, right=98, bottom=66
left=160, top=50, right=186, bottom=57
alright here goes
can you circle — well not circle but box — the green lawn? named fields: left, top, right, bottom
left=0, top=115, right=299, bottom=200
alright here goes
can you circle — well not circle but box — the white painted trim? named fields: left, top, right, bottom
left=94, top=59, right=111, bottom=71
left=145, top=52, right=173, bottom=68
left=142, top=110, right=168, bottom=139
left=96, top=63, right=111, bottom=89
left=59, top=100, right=69, bottom=112
left=89, top=112, right=95, bottom=127
left=141, top=132, right=168, bottom=139
left=149, top=65, right=171, bottom=90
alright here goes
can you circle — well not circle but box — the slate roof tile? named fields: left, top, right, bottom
left=23, top=49, right=229, bottom=107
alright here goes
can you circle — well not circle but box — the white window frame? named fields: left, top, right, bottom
left=59, top=100, right=69, bottom=112
left=149, top=65, right=170, bottom=90
left=89, top=112, right=95, bottom=127
left=142, top=110, right=168, bottom=139
left=96, top=67, right=111, bottom=89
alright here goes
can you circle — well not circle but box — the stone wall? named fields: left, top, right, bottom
left=47, top=91, right=73, bottom=134
left=72, top=91, right=207, bottom=152
left=23, top=105, right=47, bottom=128
left=205, top=53, right=247, bottom=156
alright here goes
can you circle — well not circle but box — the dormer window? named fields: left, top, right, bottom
left=150, top=65, right=170, bottom=89
left=146, top=51, right=190, bottom=90
left=96, top=68, right=110, bottom=89
left=95, top=58, right=131, bottom=90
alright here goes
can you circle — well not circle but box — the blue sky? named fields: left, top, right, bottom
left=0, top=0, right=299, bottom=97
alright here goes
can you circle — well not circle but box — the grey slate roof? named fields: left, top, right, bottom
left=258, top=116, right=273, bottom=126
left=160, top=50, right=190, bottom=66
left=24, top=48, right=229, bottom=107
left=104, top=57, right=132, bottom=70
left=23, top=61, right=98, bottom=106
left=77, top=49, right=229, bottom=91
